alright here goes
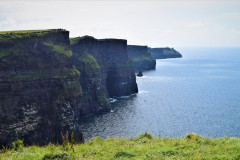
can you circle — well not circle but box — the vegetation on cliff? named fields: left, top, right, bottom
left=43, top=42, right=73, bottom=57
left=149, top=47, right=182, bottom=59
left=131, top=56, right=155, bottom=66
left=74, top=52, right=101, bottom=77
left=0, top=29, right=84, bottom=146
left=70, top=36, right=109, bottom=115
left=1, top=133, right=240, bottom=160
left=70, top=36, right=94, bottom=45
left=0, top=29, right=54, bottom=34
left=0, top=29, right=77, bottom=80
left=71, top=35, right=138, bottom=98
left=127, top=45, right=156, bottom=72
left=0, top=29, right=66, bottom=43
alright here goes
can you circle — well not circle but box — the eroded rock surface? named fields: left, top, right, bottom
left=0, top=30, right=83, bottom=146
left=0, top=31, right=138, bottom=146
left=71, top=36, right=138, bottom=98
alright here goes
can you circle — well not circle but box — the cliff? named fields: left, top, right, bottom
left=0, top=31, right=138, bottom=146
left=70, top=36, right=138, bottom=98
left=70, top=37, right=109, bottom=116
left=149, top=47, right=182, bottom=59
left=0, top=29, right=84, bottom=146
left=127, top=45, right=156, bottom=72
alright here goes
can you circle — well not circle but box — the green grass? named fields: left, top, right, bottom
left=0, top=29, right=52, bottom=34
left=132, top=55, right=155, bottom=63
left=70, top=36, right=94, bottom=45
left=74, top=52, right=101, bottom=78
left=1, top=133, right=240, bottom=160
left=43, top=42, right=72, bottom=57
left=0, top=29, right=66, bottom=43
left=8, top=67, right=80, bottom=80
left=77, top=53, right=100, bottom=69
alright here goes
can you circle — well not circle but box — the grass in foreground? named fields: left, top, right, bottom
left=0, top=133, right=240, bottom=160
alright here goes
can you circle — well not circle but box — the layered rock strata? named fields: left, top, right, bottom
left=70, top=36, right=138, bottom=98
left=0, top=30, right=84, bottom=146
left=0, top=31, right=139, bottom=146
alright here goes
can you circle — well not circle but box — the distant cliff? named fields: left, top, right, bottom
left=70, top=36, right=138, bottom=98
left=149, top=47, right=182, bottom=59
left=0, top=29, right=85, bottom=146
left=127, top=45, right=156, bottom=72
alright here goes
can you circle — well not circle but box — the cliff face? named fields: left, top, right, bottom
left=70, top=38, right=109, bottom=116
left=0, top=31, right=138, bottom=146
left=127, top=45, right=156, bottom=72
left=0, top=30, right=83, bottom=146
left=149, top=47, right=182, bottom=59
left=70, top=36, right=138, bottom=98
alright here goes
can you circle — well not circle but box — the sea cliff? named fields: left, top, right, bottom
left=0, top=29, right=84, bottom=146
left=127, top=45, right=156, bottom=72
left=71, top=36, right=138, bottom=98
left=0, top=31, right=138, bottom=146
left=149, top=47, right=182, bottom=59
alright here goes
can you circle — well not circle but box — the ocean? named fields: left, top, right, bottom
left=78, top=47, right=240, bottom=141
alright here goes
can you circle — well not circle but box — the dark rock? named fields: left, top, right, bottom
left=70, top=37, right=109, bottom=116
left=0, top=30, right=83, bottom=146
left=137, top=71, right=143, bottom=77
left=127, top=45, right=156, bottom=72
left=70, top=36, right=138, bottom=98
left=149, top=47, right=182, bottom=59
left=0, top=31, right=138, bottom=147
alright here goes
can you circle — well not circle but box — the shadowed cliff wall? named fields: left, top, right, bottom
left=71, top=36, right=138, bottom=98
left=127, top=45, right=156, bottom=72
left=0, top=30, right=84, bottom=146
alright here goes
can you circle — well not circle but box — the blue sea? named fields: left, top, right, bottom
left=79, top=47, right=240, bottom=140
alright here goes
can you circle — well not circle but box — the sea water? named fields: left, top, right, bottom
left=78, top=47, right=240, bottom=140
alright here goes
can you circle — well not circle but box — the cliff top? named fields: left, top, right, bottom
left=0, top=29, right=67, bottom=35
left=98, top=38, right=126, bottom=42
left=127, top=45, right=150, bottom=56
left=149, top=47, right=175, bottom=51
left=70, top=35, right=127, bottom=45
left=128, top=45, right=148, bottom=48
left=0, top=29, right=68, bottom=43
left=70, top=35, right=95, bottom=45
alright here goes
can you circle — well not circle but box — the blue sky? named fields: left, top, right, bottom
left=0, top=0, right=240, bottom=47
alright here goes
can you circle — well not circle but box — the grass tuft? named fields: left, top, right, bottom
left=43, top=42, right=72, bottom=57
left=136, top=131, right=153, bottom=140
left=42, top=153, right=72, bottom=160
left=12, top=139, right=24, bottom=151
left=114, top=151, right=136, bottom=158
left=185, top=133, right=200, bottom=141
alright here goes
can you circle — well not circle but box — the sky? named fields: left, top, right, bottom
left=0, top=0, right=240, bottom=47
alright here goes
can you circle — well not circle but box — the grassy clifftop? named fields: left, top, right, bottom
left=1, top=133, right=240, bottom=160
left=0, top=29, right=67, bottom=42
left=0, top=29, right=77, bottom=80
